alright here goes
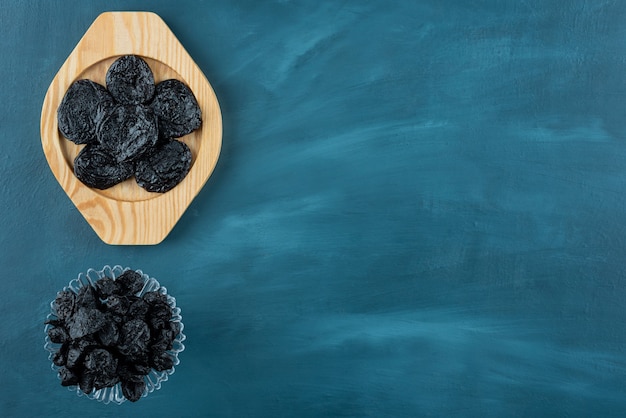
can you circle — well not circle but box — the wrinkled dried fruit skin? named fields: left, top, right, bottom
left=68, top=307, right=107, bottom=340
left=135, top=140, right=192, bottom=193
left=75, top=284, right=100, bottom=309
left=150, top=351, right=174, bottom=372
left=97, top=318, right=119, bottom=347
left=143, top=291, right=168, bottom=305
left=53, top=291, right=76, bottom=321
left=52, top=345, right=68, bottom=367
left=66, top=337, right=96, bottom=370
left=105, top=55, right=155, bottom=105
left=46, top=270, right=181, bottom=402
left=95, top=277, right=118, bottom=298
left=116, top=270, right=145, bottom=295
left=84, top=348, right=119, bottom=390
left=128, top=298, right=149, bottom=319
left=79, top=372, right=95, bottom=394
left=59, top=55, right=203, bottom=193
left=59, top=366, right=79, bottom=387
left=151, top=79, right=202, bottom=138
left=118, top=319, right=151, bottom=361
left=121, top=377, right=146, bottom=402
left=58, top=79, right=114, bottom=144
left=48, top=326, right=69, bottom=344
left=148, top=301, right=173, bottom=331
left=74, top=145, right=135, bottom=190
left=106, top=295, right=130, bottom=317
left=97, top=104, right=158, bottom=163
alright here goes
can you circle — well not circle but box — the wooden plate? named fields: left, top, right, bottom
left=40, top=12, right=222, bottom=245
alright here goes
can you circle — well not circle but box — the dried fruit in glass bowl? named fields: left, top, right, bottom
left=44, top=265, right=185, bottom=404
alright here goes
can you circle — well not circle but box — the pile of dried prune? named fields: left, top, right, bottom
left=45, top=270, right=180, bottom=402
left=57, top=55, right=201, bottom=193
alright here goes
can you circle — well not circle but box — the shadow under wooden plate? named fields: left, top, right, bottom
left=40, top=12, right=222, bottom=245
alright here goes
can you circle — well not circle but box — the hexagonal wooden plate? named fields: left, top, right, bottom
left=41, top=12, right=222, bottom=245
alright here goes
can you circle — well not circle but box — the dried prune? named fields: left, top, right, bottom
left=118, top=319, right=151, bottom=360
left=97, top=104, right=159, bottom=163
left=52, top=344, right=68, bottom=367
left=58, top=79, right=114, bottom=144
left=59, top=55, right=203, bottom=194
left=48, top=326, right=69, bottom=344
left=94, top=373, right=120, bottom=391
left=116, top=270, right=144, bottom=295
left=68, top=307, right=106, bottom=340
left=150, top=352, right=174, bottom=372
left=47, top=269, right=181, bottom=402
left=75, top=285, right=99, bottom=309
left=148, top=302, right=173, bottom=332
left=79, top=372, right=95, bottom=394
left=151, top=79, right=202, bottom=138
left=84, top=348, right=118, bottom=390
left=95, top=277, right=118, bottom=298
left=135, top=140, right=192, bottom=193
left=169, top=320, right=182, bottom=337
left=74, top=145, right=135, bottom=190
left=97, top=318, right=119, bottom=347
left=53, top=290, right=76, bottom=321
left=66, top=338, right=96, bottom=370
left=105, top=55, right=155, bottom=105
left=59, top=366, right=79, bottom=387
left=121, top=377, right=146, bottom=402
left=106, top=295, right=130, bottom=317
left=128, top=298, right=149, bottom=319
left=143, top=290, right=168, bottom=305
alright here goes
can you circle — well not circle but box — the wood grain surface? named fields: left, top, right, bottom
left=40, top=12, right=222, bottom=245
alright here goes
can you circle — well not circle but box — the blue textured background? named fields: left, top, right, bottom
left=2, top=0, right=626, bottom=416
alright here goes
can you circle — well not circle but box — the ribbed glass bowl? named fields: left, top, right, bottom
left=44, top=265, right=185, bottom=404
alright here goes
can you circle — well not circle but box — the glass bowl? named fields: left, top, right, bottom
left=44, top=265, right=186, bottom=404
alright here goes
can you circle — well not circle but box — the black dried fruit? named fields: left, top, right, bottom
left=121, top=377, right=146, bottom=402
left=74, top=145, right=135, bottom=190
left=97, top=318, right=119, bottom=347
left=128, top=298, right=149, bottom=319
left=52, top=344, right=68, bottom=367
left=79, top=372, right=96, bottom=395
left=47, top=269, right=181, bottom=402
left=47, top=326, right=69, bottom=344
left=58, top=79, right=114, bottom=144
left=151, top=79, right=202, bottom=138
left=116, top=270, right=145, bottom=295
left=94, top=372, right=120, bottom=391
left=135, top=140, right=192, bottom=193
left=150, top=352, right=174, bottom=372
left=59, top=366, right=79, bottom=387
left=95, top=277, right=118, bottom=298
left=75, top=283, right=100, bottom=309
left=118, top=319, right=151, bottom=360
left=97, top=104, right=158, bottom=163
left=68, top=307, right=107, bottom=340
left=53, top=290, right=76, bottom=321
left=106, top=55, right=155, bottom=105
left=84, top=348, right=119, bottom=391
left=117, top=361, right=147, bottom=381
left=148, top=301, right=173, bottom=331
left=106, top=295, right=130, bottom=317
left=59, top=55, right=203, bottom=194
left=131, top=363, right=151, bottom=376
left=143, top=290, right=168, bottom=305
left=66, top=337, right=96, bottom=370
left=169, top=320, right=182, bottom=337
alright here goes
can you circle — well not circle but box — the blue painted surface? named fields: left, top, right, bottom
left=2, top=0, right=626, bottom=416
